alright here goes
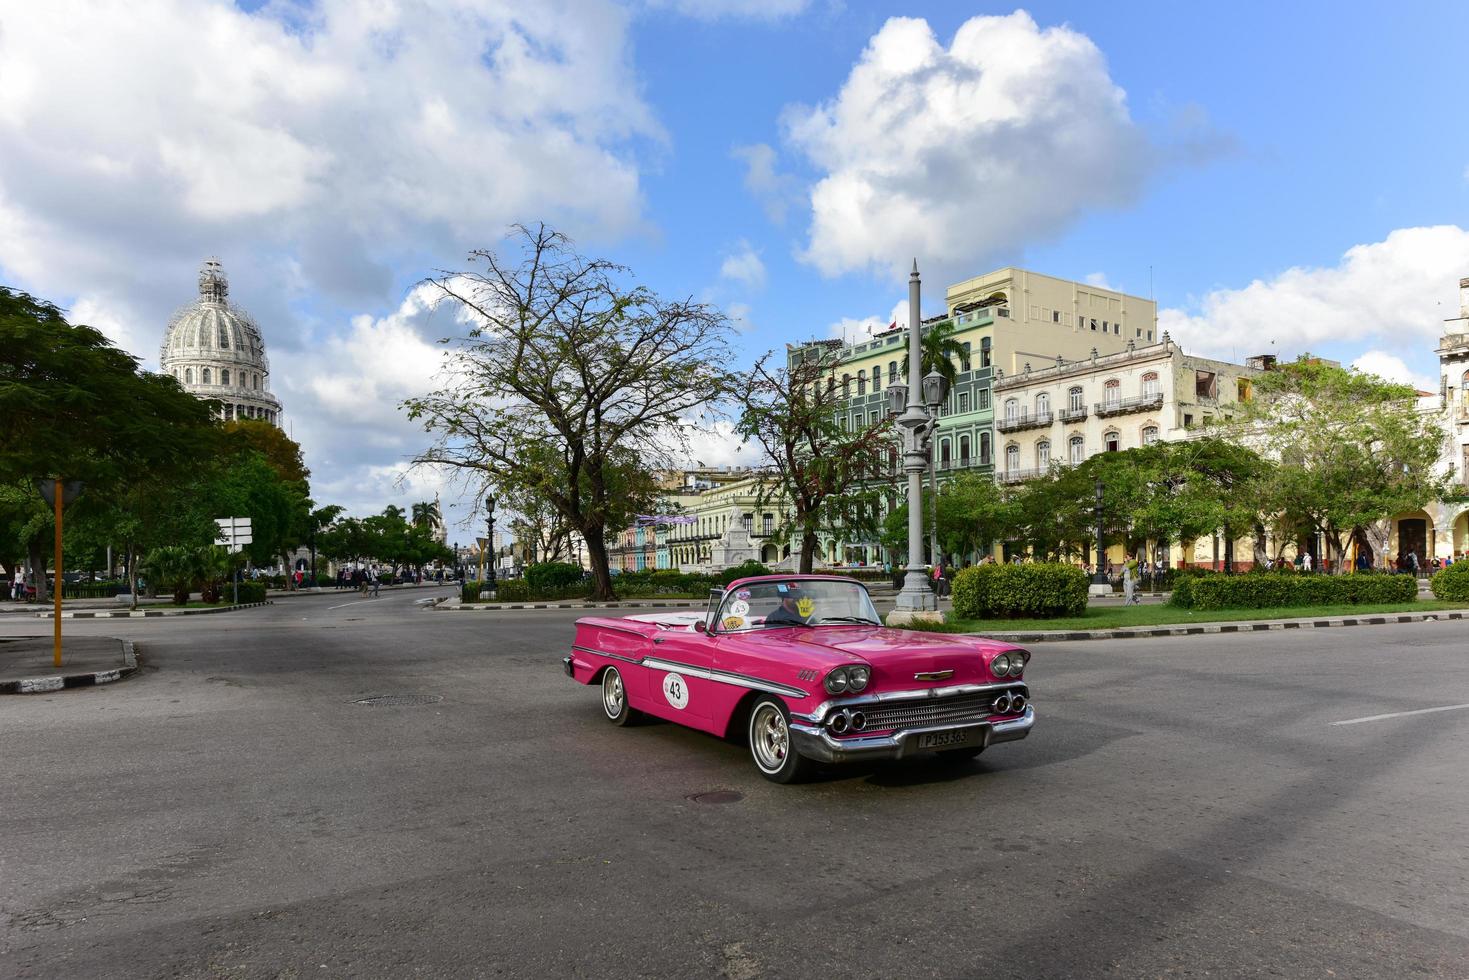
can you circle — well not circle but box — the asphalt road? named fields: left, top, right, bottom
left=1, top=589, right=1467, bottom=978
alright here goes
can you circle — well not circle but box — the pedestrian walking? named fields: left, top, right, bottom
left=1122, top=553, right=1140, bottom=606
left=370, top=569, right=381, bottom=598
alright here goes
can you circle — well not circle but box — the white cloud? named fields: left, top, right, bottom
left=675, top=420, right=748, bottom=470
left=827, top=299, right=906, bottom=342
left=1085, top=272, right=1115, bottom=289
left=783, top=11, right=1152, bottom=278
left=1159, top=225, right=1469, bottom=360
left=0, top=0, right=660, bottom=350
left=719, top=240, right=766, bottom=289
left=727, top=301, right=754, bottom=332
left=643, top=0, right=811, bottom=19
left=732, top=143, right=802, bottom=224
left=1351, top=350, right=1437, bottom=393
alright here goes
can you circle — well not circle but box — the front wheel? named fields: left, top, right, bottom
left=601, top=667, right=638, bottom=726
left=748, top=697, right=814, bottom=784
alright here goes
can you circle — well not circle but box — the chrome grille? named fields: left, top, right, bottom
left=857, top=688, right=1027, bottom=732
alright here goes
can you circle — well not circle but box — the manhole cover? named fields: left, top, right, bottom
left=688, top=790, right=744, bottom=805
left=353, top=695, right=444, bottom=706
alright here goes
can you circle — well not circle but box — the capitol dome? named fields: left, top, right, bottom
left=160, top=259, right=282, bottom=426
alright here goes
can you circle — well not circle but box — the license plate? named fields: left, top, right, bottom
left=916, top=728, right=977, bottom=750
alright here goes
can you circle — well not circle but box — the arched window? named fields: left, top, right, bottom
left=843, top=374, right=851, bottom=398
left=1036, top=440, right=1051, bottom=468
left=1068, top=386, right=1083, bottom=412
left=959, top=435, right=971, bottom=462
left=1104, top=378, right=1120, bottom=407
left=253, top=373, right=260, bottom=390
left=1461, top=369, right=1469, bottom=390
left=980, top=432, right=992, bottom=464
left=1004, top=398, right=1019, bottom=422
left=1069, top=435, right=1085, bottom=464
left=1142, top=425, right=1159, bottom=445
left=827, top=376, right=836, bottom=394
left=981, top=337, right=992, bottom=368
left=940, top=439, right=951, bottom=464
left=1104, top=430, right=1120, bottom=452
left=1142, top=372, right=1160, bottom=399
left=1005, top=444, right=1020, bottom=472
left=857, top=370, right=866, bottom=396
left=201, top=368, right=211, bottom=384
left=888, top=360, right=898, bottom=384
left=218, top=325, right=230, bottom=349
left=185, top=368, right=193, bottom=384
left=1036, top=392, right=1050, bottom=415
left=961, top=342, right=972, bottom=372
left=872, top=364, right=882, bottom=389
left=221, top=368, right=230, bottom=386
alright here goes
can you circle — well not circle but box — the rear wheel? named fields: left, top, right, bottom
left=748, top=697, right=814, bottom=784
left=601, top=667, right=637, bottom=726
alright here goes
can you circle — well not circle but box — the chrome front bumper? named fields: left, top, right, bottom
left=788, top=706, right=1035, bottom=764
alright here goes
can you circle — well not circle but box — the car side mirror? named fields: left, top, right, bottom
left=694, top=620, right=707, bottom=633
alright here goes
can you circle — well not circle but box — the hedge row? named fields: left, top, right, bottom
left=232, top=580, right=267, bottom=604
left=1430, top=562, right=1469, bottom=602
left=951, top=563, right=1088, bottom=620
left=1173, top=571, right=1417, bottom=610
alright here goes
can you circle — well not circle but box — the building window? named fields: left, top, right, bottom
left=981, top=337, right=992, bottom=368
left=959, top=435, right=970, bottom=462
left=1036, top=440, right=1051, bottom=468
left=1068, top=386, right=1083, bottom=412
left=221, top=369, right=230, bottom=386
left=1142, top=372, right=1159, bottom=399
left=1142, top=426, right=1159, bottom=445
left=202, top=368, right=211, bottom=384
left=1006, top=444, right=1019, bottom=472
left=1237, top=379, right=1252, bottom=401
left=1004, top=398, right=1018, bottom=422
left=857, top=370, right=866, bottom=396
left=254, top=373, right=260, bottom=390
left=978, top=390, right=991, bottom=410
left=868, top=411, right=879, bottom=427
left=1105, top=431, right=1120, bottom=452
left=843, top=374, right=851, bottom=398
left=218, top=326, right=230, bottom=349
left=1036, top=391, right=1049, bottom=415
left=185, top=368, right=193, bottom=384
left=961, top=342, right=971, bottom=372
left=1069, top=436, right=1084, bottom=464
left=1052, top=310, right=1061, bottom=323
left=889, top=360, right=898, bottom=385
left=1104, top=379, right=1120, bottom=407
left=1461, top=369, right=1469, bottom=390
left=1090, top=318, right=1097, bottom=332
left=958, top=391, right=970, bottom=413
left=980, top=432, right=992, bottom=464
left=940, top=440, right=951, bottom=464
left=762, top=514, right=774, bottom=534
left=1184, top=413, right=1194, bottom=427
left=872, top=364, right=882, bottom=389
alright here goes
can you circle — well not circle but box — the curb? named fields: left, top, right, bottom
left=0, top=639, right=137, bottom=694
left=971, top=610, right=1469, bottom=643
left=433, top=600, right=706, bottom=612
left=37, top=601, right=273, bottom=620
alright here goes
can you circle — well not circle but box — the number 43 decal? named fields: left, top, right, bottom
left=662, top=672, right=689, bottom=710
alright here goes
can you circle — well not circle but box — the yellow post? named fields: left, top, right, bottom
left=54, top=478, right=63, bottom=668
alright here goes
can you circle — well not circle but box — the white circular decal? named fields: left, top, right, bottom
left=662, top=672, right=690, bottom=710
left=728, top=599, right=750, bottom=616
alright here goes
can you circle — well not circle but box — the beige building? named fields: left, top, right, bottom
left=991, top=334, right=1259, bottom=483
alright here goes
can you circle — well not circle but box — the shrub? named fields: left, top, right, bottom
left=525, top=562, right=585, bottom=592
left=718, top=561, right=771, bottom=586
left=494, top=580, right=531, bottom=602
left=461, top=580, right=484, bottom=603
left=951, top=563, right=1088, bottom=620
left=1176, top=572, right=1417, bottom=610
left=1167, top=569, right=1223, bottom=608
left=1430, top=562, right=1469, bottom=602
left=233, top=581, right=267, bottom=604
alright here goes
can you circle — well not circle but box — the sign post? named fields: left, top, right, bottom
left=36, top=479, right=83, bottom=667
left=215, top=517, right=254, bottom=604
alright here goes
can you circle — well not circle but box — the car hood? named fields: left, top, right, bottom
left=719, top=626, right=1018, bottom=689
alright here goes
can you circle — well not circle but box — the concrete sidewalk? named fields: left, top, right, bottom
left=0, top=635, right=136, bottom=693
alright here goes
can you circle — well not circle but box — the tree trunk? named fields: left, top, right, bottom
left=27, top=536, right=47, bottom=604
left=1364, top=519, right=1392, bottom=569
left=799, top=530, right=818, bottom=574
left=126, top=541, right=139, bottom=611
left=1252, top=523, right=1269, bottom=567
left=584, top=529, right=615, bottom=601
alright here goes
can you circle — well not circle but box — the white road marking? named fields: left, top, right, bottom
left=326, top=598, right=383, bottom=611
left=1331, top=703, right=1469, bottom=726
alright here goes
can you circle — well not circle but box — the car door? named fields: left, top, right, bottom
left=642, top=628, right=719, bottom=730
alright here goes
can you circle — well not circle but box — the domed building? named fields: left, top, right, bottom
left=160, top=259, right=283, bottom=426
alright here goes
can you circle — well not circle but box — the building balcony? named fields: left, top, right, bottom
left=1095, top=393, right=1164, bottom=418
left=996, top=410, right=1054, bottom=433
left=937, top=456, right=992, bottom=473
left=952, top=306, right=1008, bottom=327
left=1058, top=406, right=1088, bottom=423
left=997, top=467, right=1047, bottom=484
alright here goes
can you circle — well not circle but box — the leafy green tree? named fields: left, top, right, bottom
left=881, top=473, right=1018, bottom=563
left=736, top=351, right=892, bottom=573
left=403, top=224, right=732, bottom=600
left=141, top=545, right=201, bottom=605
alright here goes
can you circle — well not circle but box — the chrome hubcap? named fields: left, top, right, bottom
left=603, top=670, right=624, bottom=718
left=752, top=705, right=788, bottom=771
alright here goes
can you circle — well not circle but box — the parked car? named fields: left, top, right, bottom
left=564, top=575, right=1033, bottom=783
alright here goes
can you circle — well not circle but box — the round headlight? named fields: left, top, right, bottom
left=847, top=666, right=870, bottom=691
left=990, top=654, right=1010, bottom=678
left=1008, top=658, right=1024, bottom=677
left=825, top=669, right=849, bottom=694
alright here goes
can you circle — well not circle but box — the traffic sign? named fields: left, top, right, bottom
left=215, top=516, right=253, bottom=549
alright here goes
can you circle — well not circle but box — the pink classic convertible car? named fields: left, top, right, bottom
left=563, top=575, right=1034, bottom=783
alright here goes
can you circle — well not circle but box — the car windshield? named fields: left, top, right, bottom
left=715, top=579, right=881, bottom=632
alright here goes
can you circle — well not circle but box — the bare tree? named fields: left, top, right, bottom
left=403, top=225, right=732, bottom=600
left=735, top=351, right=892, bottom=573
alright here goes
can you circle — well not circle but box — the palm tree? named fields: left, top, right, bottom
left=899, top=318, right=966, bottom=564
left=141, top=545, right=201, bottom=606
left=410, top=500, right=441, bottom=531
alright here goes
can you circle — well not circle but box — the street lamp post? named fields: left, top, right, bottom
left=1089, top=477, right=1110, bottom=597
left=887, top=262, right=947, bottom=622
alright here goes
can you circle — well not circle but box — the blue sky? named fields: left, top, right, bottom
left=2, top=0, right=1466, bottom=534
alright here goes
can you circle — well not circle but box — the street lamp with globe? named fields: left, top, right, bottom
left=485, top=495, right=497, bottom=590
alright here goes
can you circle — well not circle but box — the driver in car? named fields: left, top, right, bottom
left=763, top=584, right=812, bottom=626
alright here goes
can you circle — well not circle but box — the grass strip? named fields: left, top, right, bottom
left=895, top=600, right=1469, bottom=634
